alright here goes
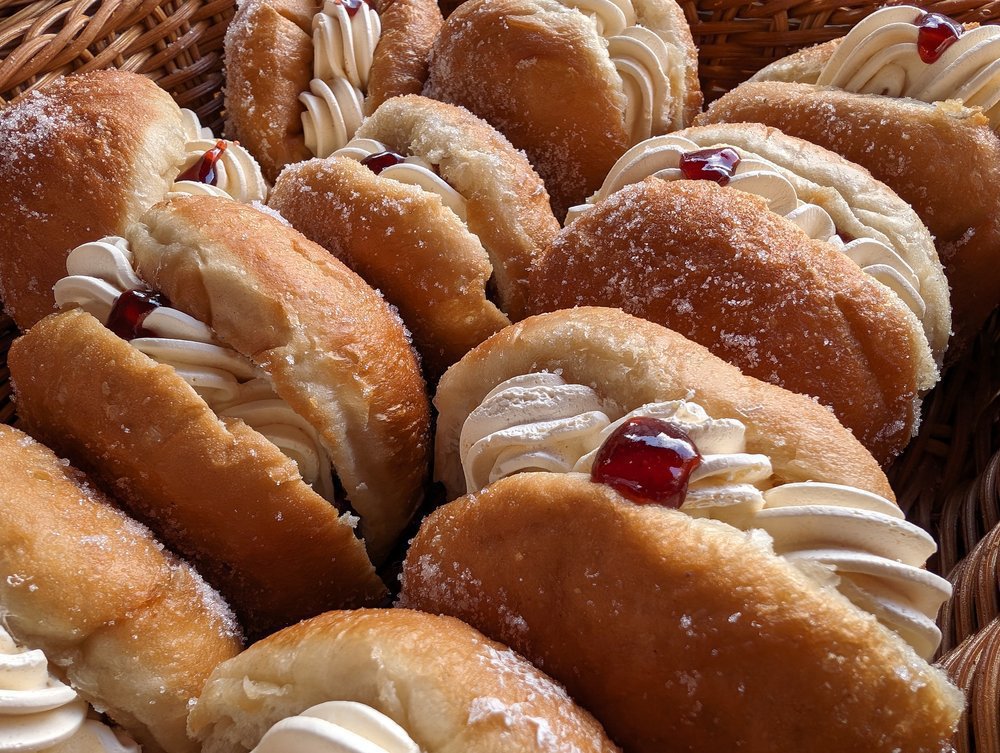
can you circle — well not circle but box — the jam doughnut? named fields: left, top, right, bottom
left=401, top=307, right=962, bottom=753
left=700, top=5, right=1000, bottom=350
left=9, top=197, right=432, bottom=635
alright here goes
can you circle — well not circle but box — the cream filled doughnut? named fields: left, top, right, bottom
left=0, top=70, right=267, bottom=331
left=700, top=7, right=1000, bottom=350
left=529, top=165, right=937, bottom=462
left=402, top=307, right=962, bottom=753
left=424, top=0, right=701, bottom=217
left=224, top=0, right=442, bottom=181
left=0, top=425, right=242, bottom=753
left=187, top=609, right=619, bottom=753
left=268, top=95, right=560, bottom=376
left=9, top=197, right=432, bottom=635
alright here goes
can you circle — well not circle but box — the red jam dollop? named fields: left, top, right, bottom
left=917, top=13, right=963, bottom=64
left=339, top=0, right=366, bottom=16
left=591, top=417, right=702, bottom=507
left=678, top=147, right=742, bottom=186
left=106, top=289, right=170, bottom=341
left=360, top=150, right=406, bottom=175
left=176, top=140, right=228, bottom=186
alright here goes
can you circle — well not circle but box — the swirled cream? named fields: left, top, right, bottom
left=459, top=373, right=952, bottom=658
left=0, top=627, right=140, bottom=753
left=565, top=134, right=926, bottom=322
left=300, top=0, right=381, bottom=157
left=251, top=702, right=419, bottom=753
left=51, top=237, right=336, bottom=502
left=335, top=138, right=468, bottom=222
left=172, top=109, right=268, bottom=202
left=817, top=6, right=1000, bottom=129
left=559, top=0, right=679, bottom=141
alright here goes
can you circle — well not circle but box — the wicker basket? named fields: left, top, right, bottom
left=1, top=0, right=998, bottom=748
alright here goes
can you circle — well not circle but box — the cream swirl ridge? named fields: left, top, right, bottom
left=335, top=138, right=468, bottom=221
left=173, top=109, right=268, bottom=202
left=817, top=6, right=1000, bottom=129
left=565, top=134, right=927, bottom=322
left=250, top=702, right=419, bottom=753
left=300, top=0, right=380, bottom=157
left=0, top=627, right=139, bottom=753
left=458, top=373, right=952, bottom=658
left=51, top=237, right=336, bottom=502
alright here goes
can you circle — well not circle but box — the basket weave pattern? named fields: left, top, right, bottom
left=1, top=0, right=999, bottom=747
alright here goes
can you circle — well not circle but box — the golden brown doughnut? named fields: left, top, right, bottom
left=0, top=70, right=268, bottom=332
left=224, top=0, right=443, bottom=182
left=9, top=309, right=387, bottom=637
left=0, top=71, right=184, bottom=330
left=268, top=94, right=559, bottom=376
left=425, top=0, right=701, bottom=218
left=400, top=473, right=962, bottom=753
left=700, top=35, right=1000, bottom=350
left=0, top=424, right=242, bottom=753
left=188, top=609, right=621, bottom=753
left=528, top=178, right=935, bottom=463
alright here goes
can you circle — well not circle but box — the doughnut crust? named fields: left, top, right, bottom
left=187, top=609, right=620, bottom=753
left=425, top=0, right=701, bottom=218
left=433, top=307, right=894, bottom=500
left=224, top=0, right=442, bottom=181
left=699, top=80, right=1000, bottom=351
left=400, top=473, right=963, bottom=753
left=528, top=180, right=935, bottom=463
left=0, top=425, right=242, bottom=753
left=128, top=196, right=431, bottom=563
left=0, top=70, right=184, bottom=329
left=268, top=95, right=560, bottom=375
left=9, top=309, right=387, bottom=637
left=674, top=123, right=950, bottom=363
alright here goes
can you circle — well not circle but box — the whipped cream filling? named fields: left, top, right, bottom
left=565, top=134, right=927, bottom=322
left=335, top=138, right=468, bottom=222
left=172, top=109, right=268, bottom=202
left=560, top=0, right=677, bottom=141
left=817, top=6, right=1000, bottom=129
left=0, top=627, right=139, bottom=753
left=459, top=373, right=952, bottom=659
left=51, top=237, right=337, bottom=503
left=300, top=0, right=381, bottom=157
left=251, top=702, right=419, bottom=753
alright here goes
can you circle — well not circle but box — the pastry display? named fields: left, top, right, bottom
left=401, top=307, right=961, bottom=752
left=224, top=0, right=442, bottom=181
left=8, top=196, right=432, bottom=635
left=425, top=0, right=702, bottom=216
left=528, top=126, right=940, bottom=462
left=188, top=609, right=620, bottom=753
left=699, top=5, right=1000, bottom=349
left=269, top=94, right=559, bottom=376
left=0, top=70, right=267, bottom=331
left=0, top=425, right=242, bottom=753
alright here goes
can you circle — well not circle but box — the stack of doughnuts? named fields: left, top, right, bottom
left=0, top=3, right=988, bottom=750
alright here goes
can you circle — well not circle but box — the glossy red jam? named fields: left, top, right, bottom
left=339, top=0, right=367, bottom=17
left=176, top=140, right=228, bottom=186
left=106, top=289, right=170, bottom=341
left=360, top=150, right=406, bottom=175
left=591, top=417, right=702, bottom=507
left=917, top=13, right=963, bottom=63
left=679, top=147, right=742, bottom=186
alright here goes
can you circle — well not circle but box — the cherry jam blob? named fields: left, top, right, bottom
left=106, top=289, right=170, bottom=341
left=917, top=13, right=963, bottom=64
left=679, top=147, right=741, bottom=186
left=339, top=0, right=366, bottom=16
left=591, top=417, right=702, bottom=507
left=361, top=150, right=406, bottom=174
left=176, top=140, right=228, bottom=186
